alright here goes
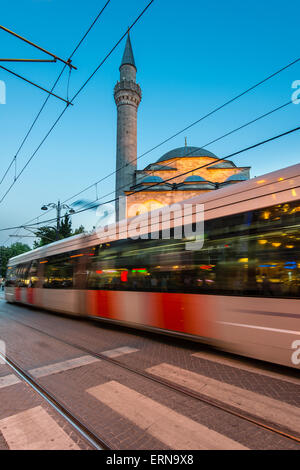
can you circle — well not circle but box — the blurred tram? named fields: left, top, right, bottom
left=5, top=164, right=300, bottom=368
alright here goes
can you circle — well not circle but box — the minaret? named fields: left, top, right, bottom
left=114, top=32, right=142, bottom=220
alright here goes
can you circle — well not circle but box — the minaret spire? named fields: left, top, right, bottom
left=120, top=31, right=136, bottom=70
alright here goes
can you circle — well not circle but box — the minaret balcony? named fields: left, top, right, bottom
left=114, top=80, right=142, bottom=101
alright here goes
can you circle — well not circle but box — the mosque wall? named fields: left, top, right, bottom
left=125, top=189, right=210, bottom=218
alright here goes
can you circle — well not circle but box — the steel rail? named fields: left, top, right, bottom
left=0, top=349, right=111, bottom=450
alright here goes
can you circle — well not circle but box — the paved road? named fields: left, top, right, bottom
left=0, top=298, right=299, bottom=450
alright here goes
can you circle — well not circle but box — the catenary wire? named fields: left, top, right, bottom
left=10, top=29, right=300, bottom=228
left=1, top=122, right=299, bottom=232
left=58, top=56, right=300, bottom=206
left=0, top=0, right=112, bottom=188
left=0, top=0, right=154, bottom=207
left=2, top=5, right=298, bottom=234
left=65, top=96, right=296, bottom=213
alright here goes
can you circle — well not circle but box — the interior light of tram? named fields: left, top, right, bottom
left=259, top=264, right=277, bottom=268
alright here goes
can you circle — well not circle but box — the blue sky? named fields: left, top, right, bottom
left=0, top=0, right=300, bottom=246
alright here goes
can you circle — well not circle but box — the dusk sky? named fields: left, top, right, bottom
left=1, top=0, right=300, bottom=246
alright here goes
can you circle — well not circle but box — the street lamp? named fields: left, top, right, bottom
left=41, top=200, right=75, bottom=239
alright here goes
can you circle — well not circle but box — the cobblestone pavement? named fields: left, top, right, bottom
left=0, top=299, right=299, bottom=450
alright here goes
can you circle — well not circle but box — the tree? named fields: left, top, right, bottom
left=59, top=215, right=72, bottom=238
left=0, top=242, right=31, bottom=277
left=33, top=217, right=85, bottom=248
left=73, top=225, right=85, bottom=235
left=33, top=227, right=58, bottom=248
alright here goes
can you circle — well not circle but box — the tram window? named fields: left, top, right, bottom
left=43, top=254, right=74, bottom=289
left=87, top=199, right=299, bottom=298
left=14, top=263, right=31, bottom=287
left=27, top=261, right=39, bottom=287
left=5, top=266, right=17, bottom=287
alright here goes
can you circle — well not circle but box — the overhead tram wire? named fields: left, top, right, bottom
left=2, top=5, right=296, bottom=232
left=0, top=0, right=155, bottom=207
left=0, top=25, right=76, bottom=70
left=8, top=93, right=294, bottom=232
left=1, top=122, right=300, bottom=233
left=62, top=123, right=300, bottom=219
left=0, top=0, right=112, bottom=189
left=1, top=0, right=154, bottom=247
left=0, top=0, right=154, bottom=243
left=58, top=55, right=300, bottom=206
left=0, top=0, right=112, bottom=245
left=3, top=94, right=299, bottom=238
left=11, top=34, right=300, bottom=227
left=64, top=96, right=296, bottom=213
left=0, top=65, right=73, bottom=105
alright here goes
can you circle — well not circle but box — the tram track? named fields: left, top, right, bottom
left=3, top=311, right=300, bottom=447
left=0, top=349, right=111, bottom=450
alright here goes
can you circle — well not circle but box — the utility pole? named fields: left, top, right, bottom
left=41, top=201, right=75, bottom=240
left=56, top=200, right=61, bottom=233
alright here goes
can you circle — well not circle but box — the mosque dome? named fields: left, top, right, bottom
left=157, top=146, right=218, bottom=163
left=225, top=173, right=248, bottom=182
left=142, top=175, right=164, bottom=183
left=184, top=175, right=207, bottom=183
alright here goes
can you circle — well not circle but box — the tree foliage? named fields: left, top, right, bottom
left=59, top=215, right=73, bottom=238
left=33, top=216, right=85, bottom=248
left=0, top=218, right=86, bottom=277
left=0, top=242, right=31, bottom=277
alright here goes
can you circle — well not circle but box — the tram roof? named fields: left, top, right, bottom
left=8, top=163, right=300, bottom=266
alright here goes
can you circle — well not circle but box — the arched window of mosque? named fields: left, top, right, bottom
left=144, top=200, right=165, bottom=212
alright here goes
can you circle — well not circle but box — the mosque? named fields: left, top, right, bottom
left=114, top=34, right=250, bottom=220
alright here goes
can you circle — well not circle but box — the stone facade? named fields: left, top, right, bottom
left=125, top=189, right=210, bottom=217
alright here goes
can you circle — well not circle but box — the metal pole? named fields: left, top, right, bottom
left=0, top=58, right=57, bottom=63
left=0, top=25, right=77, bottom=70
left=56, top=201, right=61, bottom=240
